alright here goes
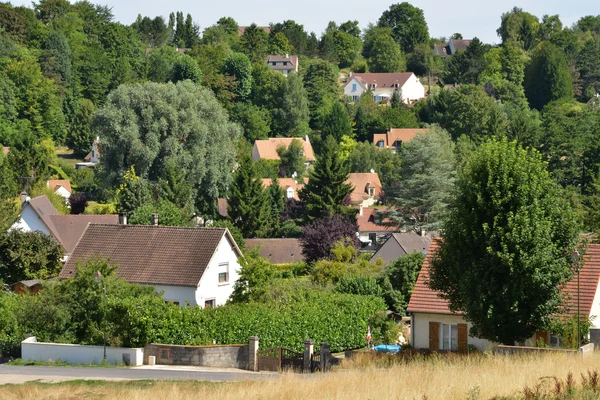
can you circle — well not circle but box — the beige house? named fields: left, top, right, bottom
left=266, top=54, right=298, bottom=76
left=408, top=241, right=600, bottom=351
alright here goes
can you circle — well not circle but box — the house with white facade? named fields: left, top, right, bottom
left=47, top=180, right=72, bottom=201
left=407, top=241, right=600, bottom=351
left=60, top=225, right=243, bottom=307
left=10, top=195, right=119, bottom=256
left=266, top=54, right=298, bottom=76
left=344, top=72, right=425, bottom=103
left=77, top=137, right=100, bottom=169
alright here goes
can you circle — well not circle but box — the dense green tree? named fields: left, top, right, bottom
left=377, top=2, right=429, bottom=53
left=303, top=59, right=338, bottom=130
left=577, top=39, right=600, bottom=100
left=267, top=32, right=292, bottom=56
left=115, top=166, right=153, bottom=214
left=497, top=7, right=540, bottom=51
left=348, top=142, right=402, bottom=189
left=273, top=72, right=311, bottom=137
left=147, top=46, right=180, bottom=83
left=269, top=20, right=309, bottom=55
left=230, top=102, right=271, bottom=141
left=406, top=43, right=433, bottom=76
left=277, top=139, right=306, bottom=178
left=367, top=33, right=405, bottom=73
left=129, top=199, right=189, bottom=226
left=172, top=54, right=202, bottom=84
left=132, top=15, right=169, bottom=47
left=501, top=39, right=528, bottom=86
left=92, top=81, right=240, bottom=215
left=429, top=139, right=580, bottom=344
left=387, top=127, right=456, bottom=228
left=322, top=102, right=353, bottom=142
left=0, top=152, right=18, bottom=231
left=380, top=251, right=425, bottom=312
left=240, top=23, right=269, bottom=62
left=267, top=177, right=285, bottom=236
left=250, top=63, right=286, bottom=110
left=524, top=41, right=573, bottom=110
left=222, top=52, right=253, bottom=100
left=65, top=98, right=95, bottom=155
left=443, top=38, right=490, bottom=84
left=299, top=136, right=354, bottom=221
left=0, top=230, right=64, bottom=284
left=227, top=155, right=271, bottom=238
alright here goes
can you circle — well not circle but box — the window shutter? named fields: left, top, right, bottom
left=458, top=323, right=468, bottom=352
left=429, top=322, right=439, bottom=350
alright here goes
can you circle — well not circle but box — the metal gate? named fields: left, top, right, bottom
left=258, top=347, right=304, bottom=372
left=311, top=352, right=321, bottom=372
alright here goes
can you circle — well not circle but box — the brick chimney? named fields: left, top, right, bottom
left=151, top=213, right=159, bottom=226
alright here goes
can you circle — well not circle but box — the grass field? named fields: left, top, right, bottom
left=2, top=351, right=600, bottom=399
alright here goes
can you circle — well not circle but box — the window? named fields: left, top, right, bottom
left=286, top=187, right=295, bottom=199
left=393, top=140, right=402, bottom=150
left=376, top=140, right=385, bottom=148
left=218, top=262, right=229, bottom=283
left=368, top=187, right=375, bottom=197
left=441, top=324, right=458, bottom=351
left=204, top=299, right=215, bottom=308
left=371, top=83, right=376, bottom=89
left=352, top=83, right=357, bottom=91
left=368, top=233, right=377, bottom=245
left=165, top=300, right=179, bottom=306
left=272, top=62, right=276, bottom=66
left=283, top=62, right=288, bottom=66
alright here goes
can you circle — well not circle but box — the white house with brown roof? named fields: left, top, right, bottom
left=373, top=128, right=430, bottom=153
left=251, top=136, right=315, bottom=169
left=356, top=207, right=398, bottom=249
left=10, top=195, right=119, bottom=256
left=266, top=54, right=298, bottom=76
left=344, top=72, right=425, bottom=103
left=407, top=241, right=600, bottom=351
left=60, top=225, right=243, bottom=307
left=47, top=180, right=72, bottom=201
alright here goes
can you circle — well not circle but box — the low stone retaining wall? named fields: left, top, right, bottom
left=144, top=343, right=249, bottom=369
left=21, top=337, right=144, bottom=366
left=497, top=345, right=584, bottom=355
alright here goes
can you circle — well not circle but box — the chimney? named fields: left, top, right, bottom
left=151, top=213, right=159, bottom=226
left=118, top=212, right=127, bottom=225
left=20, top=192, right=29, bottom=204
left=370, top=169, right=375, bottom=174
left=359, top=206, right=363, bottom=216
left=285, top=53, right=289, bottom=59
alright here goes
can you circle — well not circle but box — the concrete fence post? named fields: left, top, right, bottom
left=248, top=336, right=259, bottom=371
left=303, top=340, right=314, bottom=373
left=320, top=343, right=330, bottom=372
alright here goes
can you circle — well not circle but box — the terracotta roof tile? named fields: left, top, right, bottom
left=253, top=137, right=315, bottom=161
left=357, top=208, right=399, bottom=233
left=60, top=225, right=238, bottom=287
left=262, top=178, right=307, bottom=200
left=373, top=128, right=430, bottom=148
left=245, top=238, right=304, bottom=264
left=353, top=72, right=414, bottom=89
left=47, top=180, right=72, bottom=193
left=347, top=173, right=382, bottom=204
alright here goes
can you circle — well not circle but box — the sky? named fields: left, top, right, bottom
left=9, top=0, right=600, bottom=44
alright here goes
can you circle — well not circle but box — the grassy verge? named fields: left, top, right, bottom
left=2, top=352, right=600, bottom=399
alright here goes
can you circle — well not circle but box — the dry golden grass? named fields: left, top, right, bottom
left=2, top=351, right=600, bottom=400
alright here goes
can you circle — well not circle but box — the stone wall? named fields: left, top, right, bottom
left=496, top=345, right=577, bottom=355
left=144, top=343, right=249, bottom=369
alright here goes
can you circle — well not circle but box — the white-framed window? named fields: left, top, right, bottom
left=441, top=324, right=458, bottom=351
left=368, top=187, right=375, bottom=197
left=368, top=232, right=377, bottom=245
left=218, top=262, right=229, bottom=284
left=352, top=83, right=357, bottom=91
left=286, top=187, right=295, bottom=199
left=204, top=299, right=215, bottom=308
left=376, top=140, right=385, bottom=148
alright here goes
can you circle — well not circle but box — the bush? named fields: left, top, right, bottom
left=334, top=275, right=383, bottom=296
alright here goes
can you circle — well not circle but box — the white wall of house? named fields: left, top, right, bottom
left=54, top=186, right=71, bottom=201
left=411, top=312, right=496, bottom=352
left=21, top=337, right=144, bottom=366
left=196, top=234, right=241, bottom=307
left=344, top=77, right=365, bottom=100
left=152, top=285, right=199, bottom=306
left=10, top=205, right=51, bottom=235
left=400, top=74, right=425, bottom=103
left=589, top=277, right=600, bottom=329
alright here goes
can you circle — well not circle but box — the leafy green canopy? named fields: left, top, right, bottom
left=92, top=81, right=241, bottom=215
left=429, top=139, right=580, bottom=345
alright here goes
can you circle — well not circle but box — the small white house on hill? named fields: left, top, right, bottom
left=344, top=72, right=425, bottom=103
left=60, top=224, right=243, bottom=307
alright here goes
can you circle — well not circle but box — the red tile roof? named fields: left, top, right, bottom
left=356, top=208, right=399, bottom=233
left=262, top=178, right=308, bottom=200
left=49, top=214, right=119, bottom=254
left=347, top=173, right=382, bottom=204
left=252, top=137, right=315, bottom=161
left=47, top=180, right=72, bottom=193
left=245, top=238, right=304, bottom=264
left=352, top=72, right=414, bottom=90
left=60, top=225, right=242, bottom=287
left=407, top=241, right=600, bottom=318
left=373, top=128, right=430, bottom=149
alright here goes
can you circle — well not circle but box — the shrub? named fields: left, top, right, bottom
left=69, top=193, right=88, bottom=215
left=334, top=275, right=383, bottom=296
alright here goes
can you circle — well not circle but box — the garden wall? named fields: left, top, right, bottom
left=21, top=337, right=144, bottom=366
left=144, top=343, right=249, bottom=369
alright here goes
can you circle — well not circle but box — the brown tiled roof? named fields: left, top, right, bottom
left=347, top=173, right=382, bottom=204
left=391, top=232, right=432, bottom=254
left=49, top=215, right=118, bottom=254
left=434, top=44, right=449, bottom=56
left=266, top=55, right=298, bottom=71
left=261, top=178, right=308, bottom=200
left=60, top=225, right=242, bottom=287
left=245, top=238, right=304, bottom=264
left=253, top=137, right=315, bottom=161
left=25, top=195, right=62, bottom=243
left=47, top=180, right=72, bottom=193
left=357, top=208, right=399, bottom=233
left=238, top=25, right=271, bottom=36
left=352, top=72, right=414, bottom=90
left=450, top=39, right=472, bottom=53
left=373, top=128, right=430, bottom=148
left=407, top=242, right=600, bottom=318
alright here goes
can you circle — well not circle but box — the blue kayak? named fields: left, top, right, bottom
left=373, top=344, right=402, bottom=353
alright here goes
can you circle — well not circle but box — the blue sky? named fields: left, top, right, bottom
left=9, top=0, right=600, bottom=44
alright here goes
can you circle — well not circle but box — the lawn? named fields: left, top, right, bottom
left=55, top=146, right=84, bottom=169
left=1, top=351, right=600, bottom=399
